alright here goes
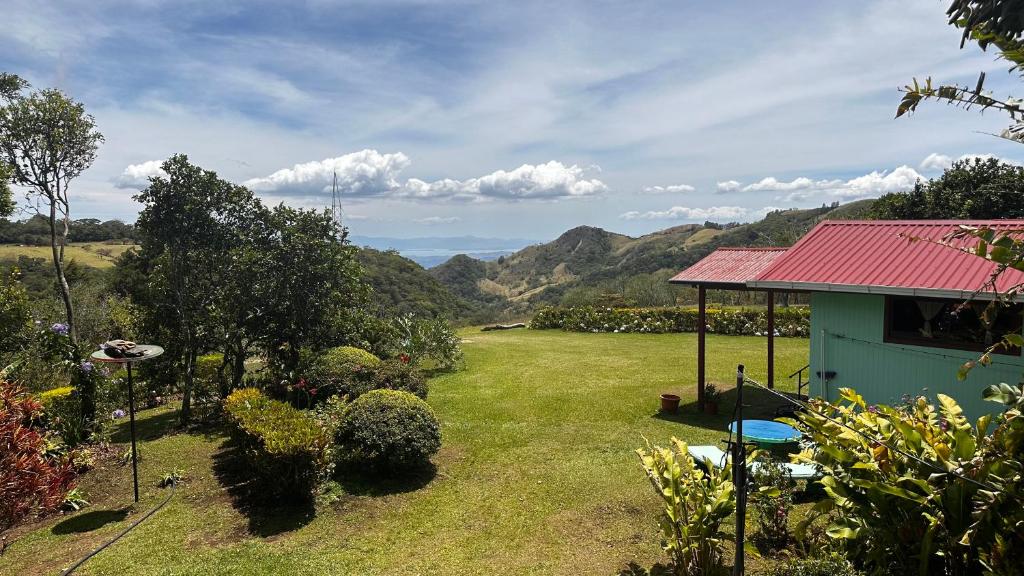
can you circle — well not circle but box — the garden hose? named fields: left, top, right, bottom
left=59, top=479, right=177, bottom=576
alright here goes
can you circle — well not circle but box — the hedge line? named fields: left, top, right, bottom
left=223, top=388, right=330, bottom=502
left=530, top=306, right=810, bottom=337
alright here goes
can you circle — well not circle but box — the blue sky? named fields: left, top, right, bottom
left=2, top=0, right=1022, bottom=241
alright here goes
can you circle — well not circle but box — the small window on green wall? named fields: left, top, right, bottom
left=884, top=296, right=1023, bottom=354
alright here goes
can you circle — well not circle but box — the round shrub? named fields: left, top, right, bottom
left=366, top=358, right=428, bottom=399
left=336, top=389, right=440, bottom=470
left=308, top=346, right=382, bottom=400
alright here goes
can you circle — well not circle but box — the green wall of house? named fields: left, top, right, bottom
left=808, top=292, right=1023, bottom=418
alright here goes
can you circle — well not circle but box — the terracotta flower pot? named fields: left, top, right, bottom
left=660, top=393, right=681, bottom=413
left=703, top=400, right=719, bottom=415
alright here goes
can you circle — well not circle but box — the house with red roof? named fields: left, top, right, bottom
left=671, top=220, right=1024, bottom=417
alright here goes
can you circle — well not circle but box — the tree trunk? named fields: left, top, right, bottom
left=47, top=195, right=77, bottom=346
left=47, top=193, right=94, bottom=426
left=180, top=343, right=196, bottom=425
left=230, top=336, right=246, bottom=392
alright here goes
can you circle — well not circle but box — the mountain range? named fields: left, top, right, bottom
left=360, top=199, right=876, bottom=321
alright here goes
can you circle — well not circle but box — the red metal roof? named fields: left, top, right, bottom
left=750, top=220, right=1024, bottom=298
left=669, top=247, right=788, bottom=286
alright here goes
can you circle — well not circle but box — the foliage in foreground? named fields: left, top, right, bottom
left=749, top=454, right=795, bottom=553
left=532, top=306, right=810, bottom=337
left=0, top=381, right=77, bottom=533
left=223, top=388, right=330, bottom=502
left=336, top=389, right=441, bottom=471
left=795, top=387, right=1024, bottom=575
left=753, top=558, right=862, bottom=576
left=636, top=437, right=735, bottom=576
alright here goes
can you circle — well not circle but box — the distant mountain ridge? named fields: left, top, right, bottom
left=429, top=200, right=876, bottom=311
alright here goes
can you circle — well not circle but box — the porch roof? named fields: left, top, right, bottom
left=668, top=247, right=788, bottom=288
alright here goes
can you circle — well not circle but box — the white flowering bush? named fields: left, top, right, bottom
left=530, top=306, right=810, bottom=337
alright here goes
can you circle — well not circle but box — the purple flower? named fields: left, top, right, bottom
left=112, top=409, right=126, bottom=419
left=867, top=405, right=879, bottom=414
left=80, top=361, right=93, bottom=373
left=50, top=323, right=69, bottom=336
left=939, top=418, right=950, bottom=432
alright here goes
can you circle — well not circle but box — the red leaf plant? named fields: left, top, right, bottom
left=0, top=381, right=77, bottom=534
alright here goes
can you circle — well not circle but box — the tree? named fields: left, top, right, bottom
left=0, top=162, right=13, bottom=219
left=871, top=157, right=1024, bottom=219
left=0, top=73, right=103, bottom=348
left=253, top=204, right=365, bottom=376
left=897, top=1, right=1024, bottom=142
left=134, top=155, right=263, bottom=424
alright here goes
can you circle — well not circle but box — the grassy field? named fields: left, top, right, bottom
left=3, top=330, right=809, bottom=576
left=0, top=242, right=136, bottom=268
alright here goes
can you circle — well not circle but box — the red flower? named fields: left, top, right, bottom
left=399, top=354, right=410, bottom=364
left=296, top=378, right=307, bottom=390
left=309, top=387, right=318, bottom=396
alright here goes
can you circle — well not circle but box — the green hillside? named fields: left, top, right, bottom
left=355, top=248, right=478, bottom=319
left=431, top=200, right=876, bottom=309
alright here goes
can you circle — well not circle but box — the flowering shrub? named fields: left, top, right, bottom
left=301, top=346, right=382, bottom=404
left=530, top=306, right=810, bottom=337
left=336, top=389, right=441, bottom=471
left=223, top=388, right=330, bottom=502
left=1, top=381, right=77, bottom=533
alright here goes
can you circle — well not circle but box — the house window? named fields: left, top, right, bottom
left=884, top=296, right=1023, bottom=354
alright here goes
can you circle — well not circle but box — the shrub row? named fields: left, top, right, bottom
left=530, top=306, right=810, bottom=337
left=223, top=388, right=330, bottom=502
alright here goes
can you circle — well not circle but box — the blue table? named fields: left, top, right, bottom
left=729, top=419, right=801, bottom=444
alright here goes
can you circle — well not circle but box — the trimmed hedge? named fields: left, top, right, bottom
left=530, top=306, right=810, bottom=337
left=336, top=389, right=441, bottom=471
left=223, top=388, right=330, bottom=501
left=304, top=346, right=382, bottom=401
left=37, top=386, right=84, bottom=446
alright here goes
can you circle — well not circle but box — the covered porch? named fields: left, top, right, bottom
left=669, top=247, right=791, bottom=409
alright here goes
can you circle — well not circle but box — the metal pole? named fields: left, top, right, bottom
left=767, top=290, right=774, bottom=389
left=127, top=362, right=140, bottom=503
left=733, top=364, right=746, bottom=576
left=698, top=285, right=706, bottom=410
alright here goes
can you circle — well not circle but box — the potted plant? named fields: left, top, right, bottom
left=703, top=383, right=721, bottom=415
left=660, top=393, right=681, bottom=414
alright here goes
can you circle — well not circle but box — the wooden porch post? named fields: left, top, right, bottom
left=698, top=285, right=706, bottom=409
left=767, top=289, right=775, bottom=389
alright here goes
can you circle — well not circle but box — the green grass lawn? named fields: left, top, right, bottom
left=0, top=242, right=136, bottom=268
left=3, top=330, right=809, bottom=576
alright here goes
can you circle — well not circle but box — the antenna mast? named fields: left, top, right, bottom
left=331, top=171, right=343, bottom=234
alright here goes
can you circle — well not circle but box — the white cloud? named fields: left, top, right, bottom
left=920, top=152, right=1012, bottom=172
left=243, top=150, right=409, bottom=198
left=245, top=152, right=606, bottom=202
left=720, top=165, right=925, bottom=202
left=642, top=183, right=696, bottom=194
left=113, top=160, right=167, bottom=189
left=413, top=216, right=461, bottom=225
left=741, top=176, right=844, bottom=193
left=716, top=180, right=741, bottom=193
left=920, top=153, right=953, bottom=171
left=619, top=205, right=747, bottom=221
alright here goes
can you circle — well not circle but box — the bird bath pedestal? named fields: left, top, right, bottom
left=89, top=344, right=164, bottom=503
